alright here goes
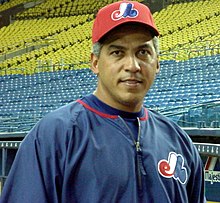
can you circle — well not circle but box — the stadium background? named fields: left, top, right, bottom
left=0, top=0, right=219, bottom=202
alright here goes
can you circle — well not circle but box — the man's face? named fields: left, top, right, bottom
left=91, top=24, right=160, bottom=112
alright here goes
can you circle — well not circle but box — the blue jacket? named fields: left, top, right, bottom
left=0, top=94, right=205, bottom=203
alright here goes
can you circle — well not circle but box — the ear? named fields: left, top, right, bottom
left=90, top=53, right=99, bottom=74
left=155, top=58, right=160, bottom=74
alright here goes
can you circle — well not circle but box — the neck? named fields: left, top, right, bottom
left=93, top=90, right=143, bottom=113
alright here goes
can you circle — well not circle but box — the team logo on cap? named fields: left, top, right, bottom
left=158, top=152, right=188, bottom=184
left=111, top=3, right=138, bottom=21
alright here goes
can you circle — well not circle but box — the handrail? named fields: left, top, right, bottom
left=188, top=47, right=220, bottom=58
left=5, top=67, right=25, bottom=75
left=0, top=141, right=219, bottom=157
left=0, top=36, right=57, bottom=58
left=162, top=100, right=220, bottom=116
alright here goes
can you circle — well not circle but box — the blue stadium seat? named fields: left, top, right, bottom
left=0, top=55, right=220, bottom=131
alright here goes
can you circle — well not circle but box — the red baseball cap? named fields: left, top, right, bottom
left=92, top=0, right=159, bottom=44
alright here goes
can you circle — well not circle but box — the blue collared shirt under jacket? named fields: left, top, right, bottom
left=0, top=94, right=206, bottom=203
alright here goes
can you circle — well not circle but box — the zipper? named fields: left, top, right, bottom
left=118, top=116, right=146, bottom=191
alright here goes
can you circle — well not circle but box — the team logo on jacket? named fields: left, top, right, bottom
left=158, top=152, right=188, bottom=184
left=111, top=3, right=138, bottom=21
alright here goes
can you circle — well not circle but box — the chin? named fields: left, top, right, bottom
left=119, top=94, right=143, bottom=107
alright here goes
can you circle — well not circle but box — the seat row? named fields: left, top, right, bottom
left=0, top=55, right=219, bottom=132
left=1, top=0, right=220, bottom=75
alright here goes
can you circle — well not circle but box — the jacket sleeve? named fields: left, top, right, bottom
left=165, top=116, right=207, bottom=203
left=0, top=116, right=70, bottom=203
left=187, top=143, right=207, bottom=203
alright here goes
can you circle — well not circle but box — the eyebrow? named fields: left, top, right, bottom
left=138, top=43, right=154, bottom=51
left=108, top=43, right=153, bottom=51
left=108, top=44, right=125, bottom=51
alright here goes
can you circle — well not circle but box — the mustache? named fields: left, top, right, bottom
left=119, top=74, right=143, bottom=82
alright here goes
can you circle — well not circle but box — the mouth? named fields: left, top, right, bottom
left=120, top=78, right=142, bottom=87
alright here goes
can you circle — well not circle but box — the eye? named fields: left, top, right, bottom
left=111, top=50, right=122, bottom=55
left=110, top=50, right=124, bottom=57
left=138, top=49, right=150, bottom=56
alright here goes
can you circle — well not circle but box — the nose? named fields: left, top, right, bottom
left=124, top=55, right=141, bottom=73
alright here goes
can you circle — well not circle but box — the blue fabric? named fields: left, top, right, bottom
left=0, top=94, right=206, bottom=203
left=84, top=94, right=143, bottom=140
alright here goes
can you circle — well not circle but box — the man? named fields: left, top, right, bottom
left=1, top=1, right=206, bottom=202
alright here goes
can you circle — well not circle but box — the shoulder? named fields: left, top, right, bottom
left=147, top=109, right=185, bottom=132
left=146, top=109, right=196, bottom=150
left=146, top=109, right=203, bottom=171
left=36, top=101, right=83, bottom=130
left=22, top=101, right=88, bottom=144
